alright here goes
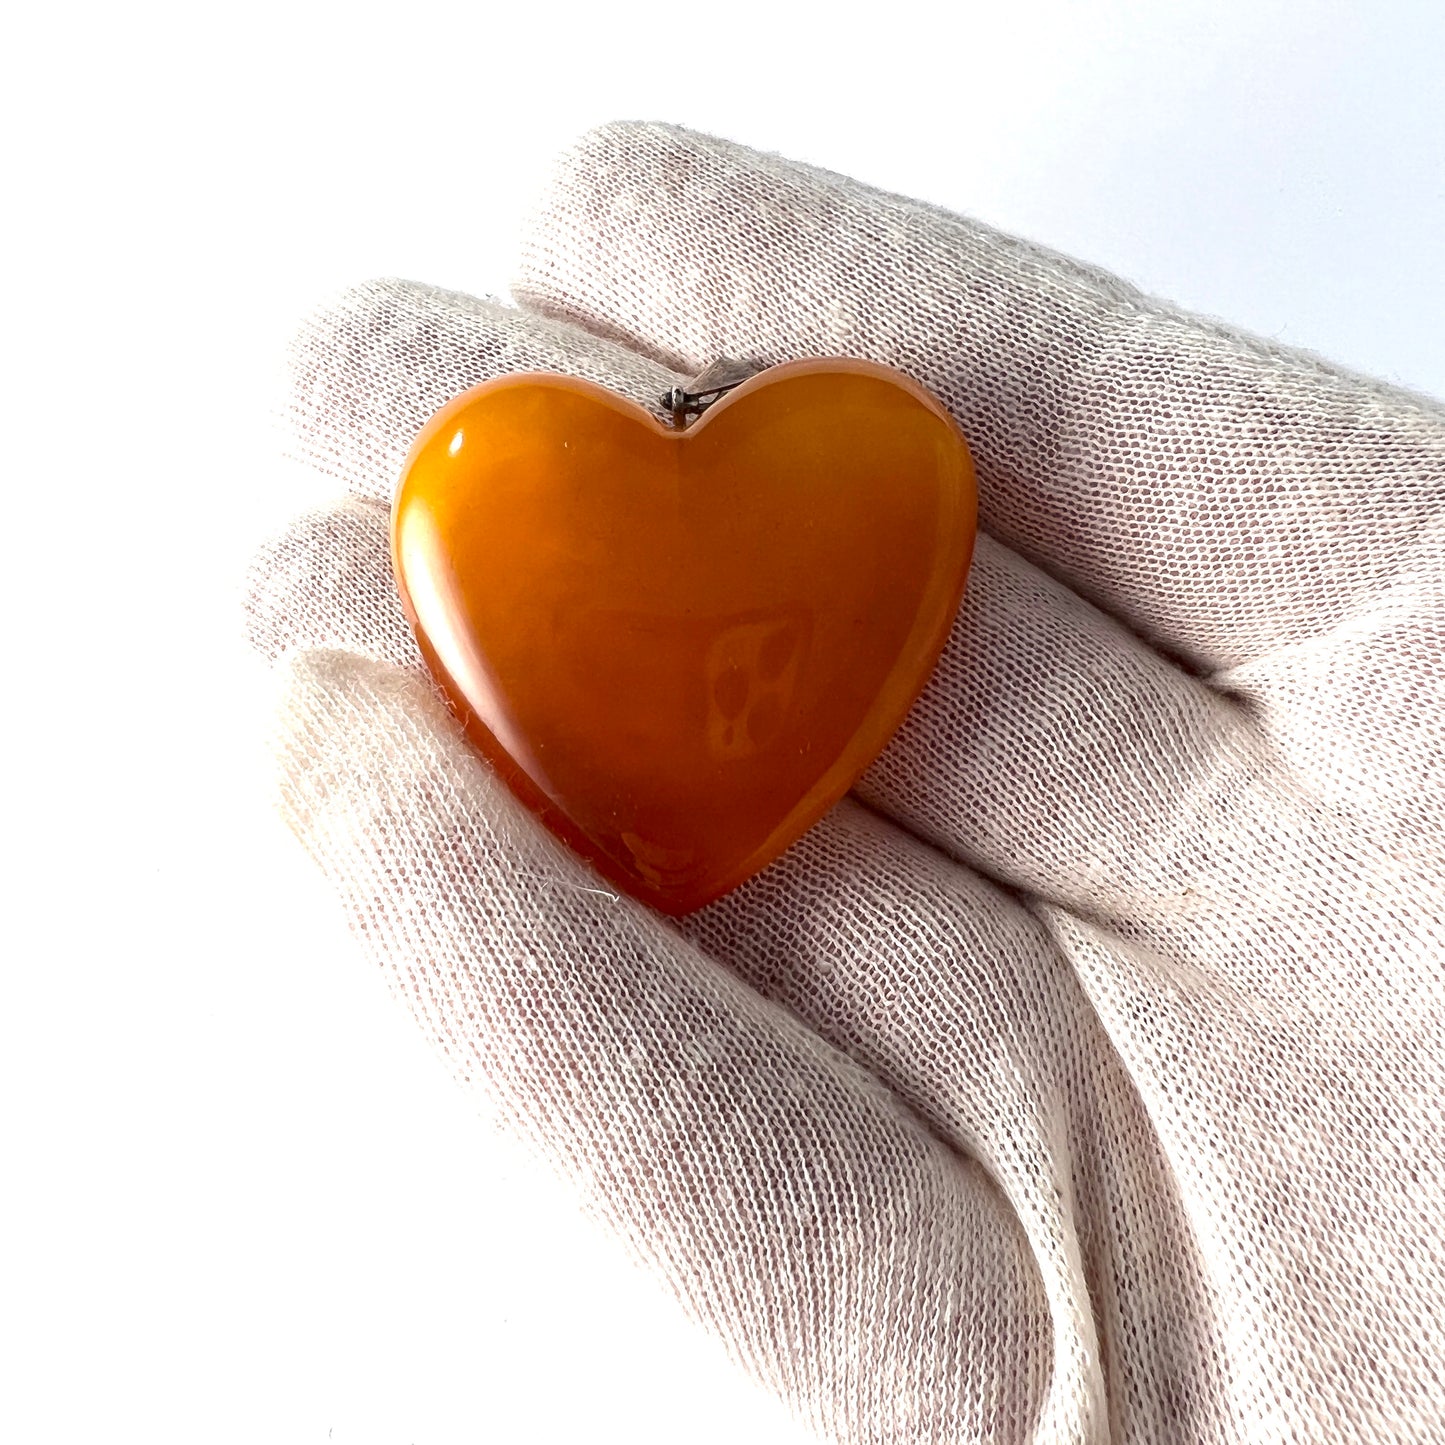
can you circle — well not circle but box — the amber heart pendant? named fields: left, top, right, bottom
left=391, top=358, right=976, bottom=915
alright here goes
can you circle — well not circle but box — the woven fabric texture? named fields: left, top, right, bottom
left=249, top=122, right=1445, bottom=1443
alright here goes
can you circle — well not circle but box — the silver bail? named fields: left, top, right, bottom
left=660, top=357, right=765, bottom=427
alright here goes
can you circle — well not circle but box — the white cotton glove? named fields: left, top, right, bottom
left=247, top=122, right=1445, bottom=1444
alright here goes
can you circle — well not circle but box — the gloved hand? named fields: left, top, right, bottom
left=246, top=122, right=1445, bottom=1443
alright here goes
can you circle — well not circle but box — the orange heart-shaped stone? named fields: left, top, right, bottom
left=392, top=358, right=976, bottom=914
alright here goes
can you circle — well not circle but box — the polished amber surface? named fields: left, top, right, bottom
left=392, top=359, right=977, bottom=914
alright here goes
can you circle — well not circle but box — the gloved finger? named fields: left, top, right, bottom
left=513, top=122, right=1445, bottom=676
left=684, top=799, right=1232, bottom=1443
left=243, top=495, right=419, bottom=668
left=248, top=476, right=1283, bottom=931
left=283, top=279, right=680, bottom=506
left=272, top=646, right=1056, bottom=1443
left=684, top=779, right=1445, bottom=1441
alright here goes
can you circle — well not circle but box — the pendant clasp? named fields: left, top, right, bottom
left=660, top=357, right=765, bottom=428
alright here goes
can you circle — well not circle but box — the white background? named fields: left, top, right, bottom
left=5, top=2, right=1443, bottom=1442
